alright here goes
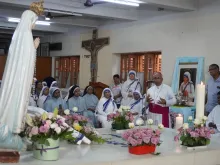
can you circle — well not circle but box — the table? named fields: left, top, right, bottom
left=12, top=128, right=220, bottom=165
left=170, top=106, right=196, bottom=123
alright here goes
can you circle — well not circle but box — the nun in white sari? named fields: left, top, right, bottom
left=121, top=70, right=141, bottom=106
left=96, top=88, right=117, bottom=128
left=130, top=90, right=145, bottom=122
left=37, top=86, right=49, bottom=109
left=50, top=81, right=58, bottom=88
left=0, top=4, right=42, bottom=150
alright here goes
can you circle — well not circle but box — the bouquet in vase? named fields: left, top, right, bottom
left=107, top=106, right=134, bottom=130
left=122, top=124, right=163, bottom=155
left=174, top=116, right=213, bottom=147
left=21, top=110, right=75, bottom=146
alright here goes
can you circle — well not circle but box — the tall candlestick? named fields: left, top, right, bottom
left=175, top=114, right=183, bottom=130
left=196, top=82, right=205, bottom=119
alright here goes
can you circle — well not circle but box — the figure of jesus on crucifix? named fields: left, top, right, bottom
left=82, top=29, right=109, bottom=82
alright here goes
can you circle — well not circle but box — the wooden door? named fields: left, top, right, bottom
left=0, top=55, right=7, bottom=80
left=70, top=57, right=80, bottom=85
left=35, top=57, right=52, bottom=81
left=0, top=56, right=52, bottom=81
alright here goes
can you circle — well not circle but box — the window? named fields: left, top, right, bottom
left=120, top=52, right=162, bottom=91
left=54, top=56, right=80, bottom=88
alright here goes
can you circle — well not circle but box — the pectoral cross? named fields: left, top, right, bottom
left=82, top=29, right=109, bottom=82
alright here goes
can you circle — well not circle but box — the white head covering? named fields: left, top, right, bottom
left=49, top=87, right=60, bottom=98
left=39, top=86, right=49, bottom=96
left=128, top=70, right=138, bottom=80
left=50, top=81, right=58, bottom=88
left=133, top=90, right=143, bottom=99
left=101, top=88, right=114, bottom=100
left=183, top=72, right=193, bottom=83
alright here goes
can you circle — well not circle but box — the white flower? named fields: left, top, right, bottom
left=56, top=115, right=62, bottom=119
left=46, top=120, right=52, bottom=125
left=136, top=118, right=144, bottom=126
left=201, top=124, right=204, bottom=127
left=62, top=123, right=69, bottom=128
left=55, top=127, right=61, bottom=134
left=129, top=123, right=135, bottom=128
left=183, top=123, right=189, bottom=130
left=48, top=113, right=54, bottom=119
left=125, top=106, right=130, bottom=110
left=120, top=106, right=126, bottom=110
left=147, top=119, right=153, bottom=125
left=72, top=107, right=78, bottom=112
left=118, top=108, right=123, bottom=113
left=194, top=119, right=200, bottom=125
left=64, top=109, right=70, bottom=115
left=158, top=124, right=164, bottom=130
left=50, top=123, right=58, bottom=129
left=202, top=116, right=208, bottom=121
left=188, top=116, right=193, bottom=121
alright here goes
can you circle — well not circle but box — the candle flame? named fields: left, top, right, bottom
left=201, top=81, right=204, bottom=85
left=178, top=114, right=181, bottom=117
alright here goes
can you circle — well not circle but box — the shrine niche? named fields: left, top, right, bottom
left=82, top=29, right=110, bottom=82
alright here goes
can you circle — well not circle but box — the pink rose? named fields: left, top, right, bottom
left=31, top=127, right=39, bottom=135
left=143, top=137, right=151, bottom=144
left=125, top=116, right=129, bottom=121
left=151, top=137, right=159, bottom=145
left=137, top=139, right=143, bottom=145
left=128, top=137, right=138, bottom=146
left=189, top=131, right=199, bottom=138
left=155, top=129, right=161, bottom=136
left=174, top=135, right=179, bottom=142
left=134, top=132, right=141, bottom=139
left=39, top=125, right=49, bottom=133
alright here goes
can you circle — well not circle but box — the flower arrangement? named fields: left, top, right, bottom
left=63, top=110, right=105, bottom=144
left=107, top=106, right=134, bottom=130
left=64, top=110, right=89, bottom=127
left=174, top=116, right=213, bottom=147
left=122, top=124, right=162, bottom=155
left=22, top=110, right=75, bottom=146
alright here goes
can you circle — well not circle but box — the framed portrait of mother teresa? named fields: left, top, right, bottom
left=171, top=57, right=204, bottom=103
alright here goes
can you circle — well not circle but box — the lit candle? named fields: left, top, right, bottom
left=196, top=81, right=205, bottom=119
left=175, top=114, right=183, bottom=130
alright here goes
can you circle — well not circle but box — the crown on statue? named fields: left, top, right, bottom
left=30, top=0, right=44, bottom=16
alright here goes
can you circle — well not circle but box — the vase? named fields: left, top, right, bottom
left=128, top=145, right=156, bottom=155
left=112, top=122, right=124, bottom=130
left=33, top=138, right=60, bottom=161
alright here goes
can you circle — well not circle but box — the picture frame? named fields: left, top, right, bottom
left=171, top=57, right=204, bottom=95
left=40, top=42, right=50, bottom=57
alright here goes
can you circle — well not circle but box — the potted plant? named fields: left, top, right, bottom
left=23, top=110, right=74, bottom=161
left=107, top=106, right=134, bottom=130
left=122, top=124, right=163, bottom=155
left=174, top=116, right=213, bottom=149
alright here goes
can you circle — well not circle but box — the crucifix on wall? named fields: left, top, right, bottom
left=82, top=29, right=110, bottom=82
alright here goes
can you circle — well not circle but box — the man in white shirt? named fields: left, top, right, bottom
left=206, top=91, right=220, bottom=133
left=147, top=72, right=176, bottom=127
left=110, top=74, right=122, bottom=108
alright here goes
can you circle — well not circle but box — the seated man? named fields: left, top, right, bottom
left=206, top=91, right=220, bottom=133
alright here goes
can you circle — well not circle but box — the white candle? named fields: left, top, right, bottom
left=175, top=114, right=183, bottom=130
left=196, top=81, right=205, bottom=119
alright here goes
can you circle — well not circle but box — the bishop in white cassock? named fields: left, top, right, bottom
left=206, top=91, right=220, bottom=133
left=147, top=72, right=176, bottom=128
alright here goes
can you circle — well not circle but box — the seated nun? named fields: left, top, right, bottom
left=67, top=85, right=87, bottom=116
left=96, top=88, right=117, bottom=128
left=129, top=90, right=145, bottom=122
left=37, top=86, right=50, bottom=109
left=44, top=87, right=67, bottom=112
left=83, top=86, right=99, bottom=127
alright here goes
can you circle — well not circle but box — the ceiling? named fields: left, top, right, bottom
left=0, top=0, right=197, bottom=36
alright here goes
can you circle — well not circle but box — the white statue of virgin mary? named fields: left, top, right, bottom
left=0, top=1, right=44, bottom=150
